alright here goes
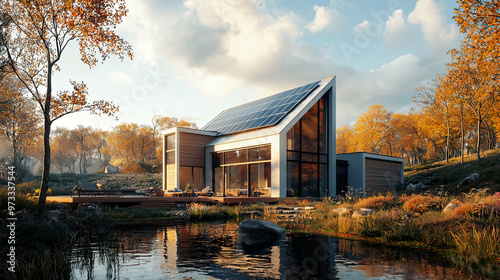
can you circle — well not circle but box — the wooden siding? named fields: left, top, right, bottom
left=166, top=164, right=176, bottom=189
left=365, top=158, right=402, bottom=194
left=179, top=132, right=214, bottom=167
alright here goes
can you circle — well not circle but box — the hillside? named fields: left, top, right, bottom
left=404, top=149, right=500, bottom=194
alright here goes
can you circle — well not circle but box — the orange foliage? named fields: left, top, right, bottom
left=122, top=162, right=146, bottom=174
left=355, top=196, right=395, bottom=210
left=402, top=195, right=442, bottom=213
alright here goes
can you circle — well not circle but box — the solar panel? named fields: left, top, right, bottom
left=202, top=80, right=320, bottom=135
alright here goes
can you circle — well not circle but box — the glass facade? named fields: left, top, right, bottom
left=213, top=145, right=271, bottom=197
left=286, top=95, right=328, bottom=197
left=165, top=134, right=176, bottom=190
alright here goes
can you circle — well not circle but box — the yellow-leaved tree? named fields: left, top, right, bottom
left=0, top=0, right=133, bottom=214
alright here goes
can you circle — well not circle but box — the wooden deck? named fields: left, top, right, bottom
left=46, top=195, right=278, bottom=207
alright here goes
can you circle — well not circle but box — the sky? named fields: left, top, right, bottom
left=52, top=0, right=463, bottom=132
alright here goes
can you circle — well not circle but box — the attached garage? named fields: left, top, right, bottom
left=336, top=152, right=404, bottom=195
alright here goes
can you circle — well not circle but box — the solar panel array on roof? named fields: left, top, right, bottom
left=202, top=80, right=320, bottom=135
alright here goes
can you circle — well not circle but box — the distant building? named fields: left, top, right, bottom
left=162, top=76, right=403, bottom=197
left=336, top=153, right=404, bottom=195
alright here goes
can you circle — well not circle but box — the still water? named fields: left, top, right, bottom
left=70, top=220, right=463, bottom=280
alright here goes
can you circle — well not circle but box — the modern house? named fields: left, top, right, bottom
left=163, top=76, right=336, bottom=198
left=162, top=76, right=404, bottom=197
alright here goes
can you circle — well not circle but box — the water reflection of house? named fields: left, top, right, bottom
left=162, top=76, right=404, bottom=197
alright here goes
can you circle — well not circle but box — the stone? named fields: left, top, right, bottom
left=331, top=207, right=353, bottom=217
left=238, top=219, right=286, bottom=248
left=406, top=183, right=429, bottom=191
left=442, top=203, right=459, bottom=214
left=459, top=173, right=480, bottom=187
left=352, top=208, right=375, bottom=218
left=47, top=210, right=66, bottom=223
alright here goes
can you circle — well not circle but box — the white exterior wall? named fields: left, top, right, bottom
left=336, top=153, right=365, bottom=194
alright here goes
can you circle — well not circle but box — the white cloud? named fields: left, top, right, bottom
left=108, top=71, right=134, bottom=85
left=307, top=5, right=331, bottom=33
left=408, top=0, right=459, bottom=49
left=383, top=9, right=409, bottom=46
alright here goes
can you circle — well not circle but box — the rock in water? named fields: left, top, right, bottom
left=238, top=219, right=286, bottom=248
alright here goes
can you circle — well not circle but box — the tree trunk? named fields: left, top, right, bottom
left=36, top=115, right=51, bottom=215
left=446, top=122, right=450, bottom=163
left=476, top=119, right=481, bottom=161
left=460, top=102, right=464, bottom=163
left=36, top=63, right=53, bottom=216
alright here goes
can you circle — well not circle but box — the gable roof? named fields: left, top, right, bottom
left=202, top=80, right=320, bottom=136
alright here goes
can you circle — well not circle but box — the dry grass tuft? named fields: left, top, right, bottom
left=355, top=195, right=395, bottom=210
left=402, top=195, right=442, bottom=213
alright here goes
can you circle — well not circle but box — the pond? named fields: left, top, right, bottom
left=70, top=220, right=465, bottom=280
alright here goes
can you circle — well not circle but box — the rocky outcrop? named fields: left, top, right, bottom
left=352, top=208, right=375, bottom=218
left=459, top=173, right=480, bottom=187
left=238, top=219, right=286, bottom=248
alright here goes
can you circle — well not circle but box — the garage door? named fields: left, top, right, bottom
left=365, top=158, right=402, bottom=194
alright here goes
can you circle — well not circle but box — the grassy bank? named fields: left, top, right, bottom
left=404, top=148, right=500, bottom=194
left=182, top=191, right=500, bottom=277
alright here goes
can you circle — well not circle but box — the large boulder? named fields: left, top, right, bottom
left=331, top=207, right=353, bottom=217
left=352, top=208, right=375, bottom=218
left=238, top=219, right=286, bottom=249
left=406, top=183, right=429, bottom=191
left=459, top=173, right=480, bottom=187
left=442, top=203, right=459, bottom=215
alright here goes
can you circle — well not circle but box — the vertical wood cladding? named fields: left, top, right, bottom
left=179, top=132, right=214, bottom=167
left=365, top=158, right=402, bottom=194
left=166, top=164, right=175, bottom=189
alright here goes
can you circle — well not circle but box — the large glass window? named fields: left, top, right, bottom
left=165, top=133, right=176, bottom=190
left=226, top=165, right=247, bottom=197
left=179, top=166, right=205, bottom=192
left=213, top=145, right=271, bottom=197
left=250, top=163, right=271, bottom=197
left=286, top=95, right=328, bottom=197
left=287, top=161, right=299, bottom=197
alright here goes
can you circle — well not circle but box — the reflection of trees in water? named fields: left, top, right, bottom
left=71, top=234, right=121, bottom=280
left=71, top=223, right=481, bottom=279
left=336, top=238, right=463, bottom=279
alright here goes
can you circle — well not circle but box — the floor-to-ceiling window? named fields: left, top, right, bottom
left=286, top=94, right=328, bottom=197
left=165, top=134, right=176, bottom=190
left=213, top=145, right=271, bottom=197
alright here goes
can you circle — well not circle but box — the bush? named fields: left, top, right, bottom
left=402, top=195, right=442, bottom=213
left=122, top=162, right=147, bottom=174
left=355, top=195, right=397, bottom=210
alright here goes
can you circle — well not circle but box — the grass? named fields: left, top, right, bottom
left=451, top=225, right=500, bottom=278
left=404, top=148, right=500, bottom=194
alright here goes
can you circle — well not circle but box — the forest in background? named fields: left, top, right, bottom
left=337, top=1, right=500, bottom=166
left=1, top=0, right=499, bottom=179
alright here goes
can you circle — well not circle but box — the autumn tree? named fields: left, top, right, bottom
left=354, top=105, right=392, bottom=154
left=0, top=76, right=39, bottom=172
left=104, top=123, right=150, bottom=167
left=414, top=75, right=457, bottom=162
left=336, top=125, right=357, bottom=154
left=70, top=125, right=99, bottom=175
left=51, top=127, right=76, bottom=174
left=0, top=0, right=132, bottom=214
left=452, top=0, right=500, bottom=160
